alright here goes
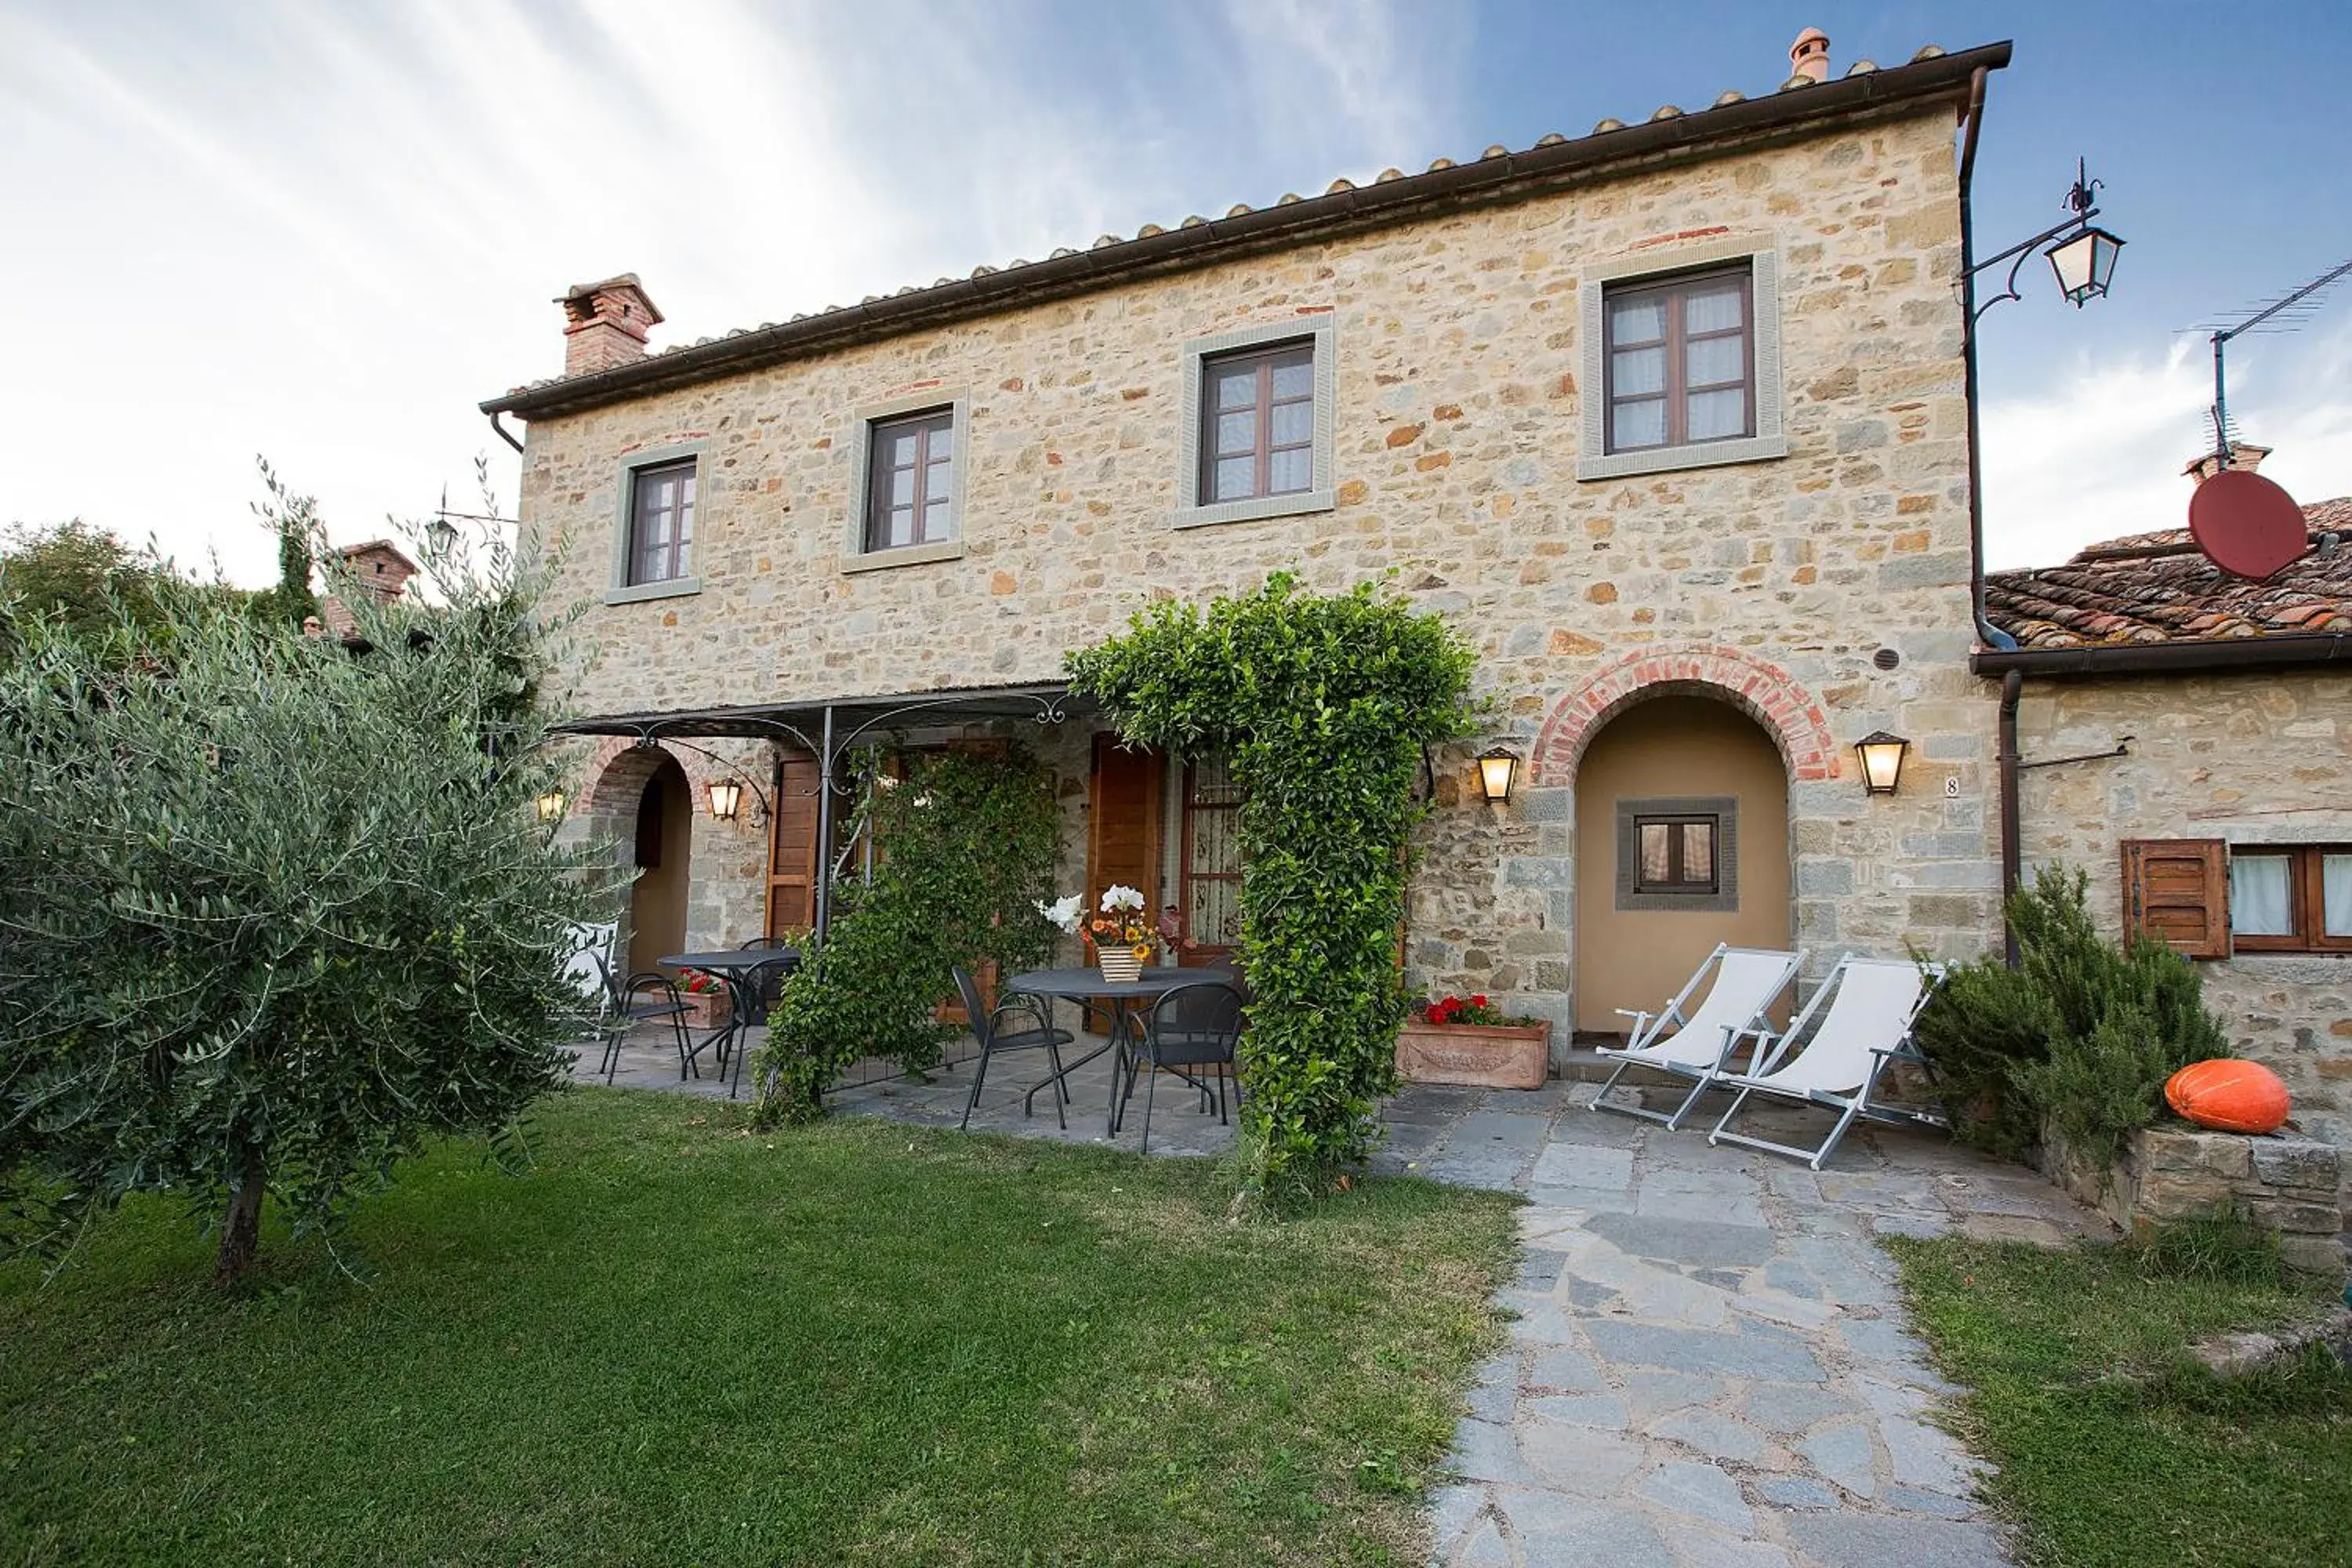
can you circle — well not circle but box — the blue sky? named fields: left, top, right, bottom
left=2, top=0, right=2347, bottom=580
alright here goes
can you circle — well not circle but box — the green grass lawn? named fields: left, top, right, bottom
left=1, top=1090, right=1517, bottom=1566
left=1889, top=1230, right=2352, bottom=1568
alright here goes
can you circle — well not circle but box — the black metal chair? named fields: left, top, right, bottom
left=956, top=965, right=1079, bottom=1131
left=588, top=946, right=692, bottom=1084
left=1118, top=980, right=1244, bottom=1152
left=727, top=953, right=799, bottom=1099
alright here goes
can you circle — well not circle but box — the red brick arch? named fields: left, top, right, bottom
left=572, top=735, right=728, bottom=820
left=1530, top=644, right=1842, bottom=786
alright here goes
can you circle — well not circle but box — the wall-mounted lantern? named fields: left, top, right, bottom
left=1969, top=158, right=2126, bottom=321
left=706, top=777, right=746, bottom=822
left=535, top=789, right=566, bottom=824
left=1854, top=731, right=1911, bottom=797
left=1477, top=748, right=1520, bottom=804
left=2048, top=221, right=2124, bottom=307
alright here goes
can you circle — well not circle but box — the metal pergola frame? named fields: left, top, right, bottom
left=551, top=681, right=1092, bottom=942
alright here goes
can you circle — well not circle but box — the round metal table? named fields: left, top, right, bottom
left=662, top=949, right=799, bottom=1098
left=1002, top=966, right=1214, bottom=1137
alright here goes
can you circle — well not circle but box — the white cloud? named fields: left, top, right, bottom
left=0, top=1, right=1457, bottom=586
left=1982, top=322, right=2352, bottom=569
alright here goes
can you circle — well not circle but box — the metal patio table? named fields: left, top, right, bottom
left=660, top=949, right=800, bottom=1099
left=1001, top=966, right=1210, bottom=1138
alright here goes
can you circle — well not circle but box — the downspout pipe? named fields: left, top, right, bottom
left=1997, top=669, right=2024, bottom=967
left=488, top=411, right=524, bottom=455
left=1962, top=67, right=2024, bottom=969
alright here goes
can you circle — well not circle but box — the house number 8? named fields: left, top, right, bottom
left=1944, top=775, right=1960, bottom=798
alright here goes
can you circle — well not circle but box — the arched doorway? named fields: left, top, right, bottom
left=626, top=754, right=694, bottom=975
left=1572, top=694, right=1792, bottom=1034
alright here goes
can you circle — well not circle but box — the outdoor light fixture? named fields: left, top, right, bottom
left=1969, top=158, right=2125, bottom=322
left=2047, top=221, right=2124, bottom=308
left=1477, top=748, right=1520, bottom=804
left=535, top=789, right=566, bottom=824
left=1854, top=731, right=1910, bottom=797
left=706, top=777, right=746, bottom=822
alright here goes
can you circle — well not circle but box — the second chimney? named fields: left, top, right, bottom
left=559, top=274, right=663, bottom=378
left=1789, top=27, right=1831, bottom=85
left=2183, top=441, right=2273, bottom=485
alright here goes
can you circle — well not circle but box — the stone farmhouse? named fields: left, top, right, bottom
left=481, top=32, right=2350, bottom=1195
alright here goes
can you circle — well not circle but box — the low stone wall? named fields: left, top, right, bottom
left=2042, top=1123, right=2345, bottom=1275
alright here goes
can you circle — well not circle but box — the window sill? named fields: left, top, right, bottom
left=1576, top=434, right=1789, bottom=483
left=840, top=539, right=966, bottom=574
left=604, top=575, right=702, bottom=606
left=1171, top=489, right=1336, bottom=531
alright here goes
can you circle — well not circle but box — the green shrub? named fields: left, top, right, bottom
left=1914, top=865, right=2227, bottom=1167
left=1067, top=573, right=1479, bottom=1202
left=2125, top=1209, right=2292, bottom=1290
left=754, top=747, right=1062, bottom=1123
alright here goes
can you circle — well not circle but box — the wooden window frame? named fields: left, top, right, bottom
left=2229, top=844, right=2352, bottom=955
left=862, top=408, right=958, bottom=554
left=1178, top=755, right=1245, bottom=961
left=625, top=459, right=697, bottom=586
left=1601, top=265, right=1756, bottom=456
left=1631, top=812, right=1721, bottom=897
left=1196, top=342, right=1316, bottom=506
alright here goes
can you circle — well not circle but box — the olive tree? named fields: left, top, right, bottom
left=0, top=518, right=614, bottom=1281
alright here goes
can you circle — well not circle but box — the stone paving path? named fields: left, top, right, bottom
left=1385, top=1080, right=2105, bottom=1568
left=579, top=1030, right=2107, bottom=1566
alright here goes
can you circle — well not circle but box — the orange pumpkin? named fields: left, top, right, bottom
left=2164, top=1058, right=2289, bottom=1135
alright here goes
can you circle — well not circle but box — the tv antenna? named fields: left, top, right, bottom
left=2193, top=256, right=2352, bottom=463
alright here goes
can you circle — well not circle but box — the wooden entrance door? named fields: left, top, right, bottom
left=765, top=749, right=823, bottom=938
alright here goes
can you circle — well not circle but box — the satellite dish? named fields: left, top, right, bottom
left=2187, top=468, right=2308, bottom=580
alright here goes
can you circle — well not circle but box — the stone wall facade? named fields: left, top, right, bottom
left=518, top=104, right=1997, bottom=1044
left=2013, top=670, right=2352, bottom=1207
left=2043, top=1123, right=2344, bottom=1275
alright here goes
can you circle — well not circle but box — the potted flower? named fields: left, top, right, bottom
left=1396, top=993, right=1551, bottom=1090
left=674, top=968, right=731, bottom=1031
left=1038, top=887, right=1153, bottom=983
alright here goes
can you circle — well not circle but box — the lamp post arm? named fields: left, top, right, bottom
left=1967, top=205, right=2100, bottom=324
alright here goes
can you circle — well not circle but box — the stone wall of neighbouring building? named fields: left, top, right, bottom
left=520, top=103, right=1996, bottom=1039
left=2013, top=667, right=2352, bottom=1212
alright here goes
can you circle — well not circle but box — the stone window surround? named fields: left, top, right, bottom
left=1173, top=316, right=1338, bottom=531
left=1615, top=795, right=1740, bottom=913
left=604, top=440, right=707, bottom=605
left=842, top=388, right=972, bottom=574
left=1576, top=234, right=1788, bottom=483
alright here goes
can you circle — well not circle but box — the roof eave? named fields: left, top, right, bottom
left=483, top=42, right=2010, bottom=422
left=1973, top=631, right=2352, bottom=679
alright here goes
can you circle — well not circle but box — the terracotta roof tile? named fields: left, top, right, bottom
left=1984, top=499, right=2352, bottom=648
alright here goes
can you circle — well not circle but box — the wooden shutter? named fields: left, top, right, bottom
left=764, top=749, right=823, bottom=937
left=2120, top=839, right=2229, bottom=960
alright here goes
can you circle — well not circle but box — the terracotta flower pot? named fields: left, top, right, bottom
left=1395, top=1020, right=1551, bottom=1090
left=677, top=989, right=731, bottom=1030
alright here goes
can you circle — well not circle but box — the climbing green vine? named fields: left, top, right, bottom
left=1068, top=573, right=1479, bottom=1202
left=753, top=746, right=1062, bottom=1124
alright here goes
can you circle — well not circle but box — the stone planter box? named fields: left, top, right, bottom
left=2041, top=1121, right=2345, bottom=1275
left=1396, top=1021, right=1550, bottom=1091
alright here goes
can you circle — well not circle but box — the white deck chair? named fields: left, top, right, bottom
left=1590, top=943, right=1805, bottom=1130
left=1706, top=956, right=1949, bottom=1169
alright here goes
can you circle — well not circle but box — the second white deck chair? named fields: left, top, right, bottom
left=1590, top=943, right=1804, bottom=1129
left=1706, top=956, right=1948, bottom=1170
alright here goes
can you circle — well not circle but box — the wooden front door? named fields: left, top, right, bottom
left=765, top=748, right=823, bottom=937
left=1083, top=735, right=1162, bottom=1029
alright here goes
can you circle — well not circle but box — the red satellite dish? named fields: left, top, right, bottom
left=2188, top=468, right=2309, bottom=580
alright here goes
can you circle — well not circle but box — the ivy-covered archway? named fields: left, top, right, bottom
left=1068, top=573, right=1478, bottom=1200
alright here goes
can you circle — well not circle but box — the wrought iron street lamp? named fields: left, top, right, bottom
left=1854, top=732, right=1910, bottom=797
left=706, top=777, right=746, bottom=822
left=535, top=789, right=566, bottom=824
left=1476, top=748, right=1519, bottom=804
left=1971, top=159, right=2125, bottom=321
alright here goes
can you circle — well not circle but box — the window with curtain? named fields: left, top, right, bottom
left=1603, top=266, right=1755, bottom=454
left=864, top=408, right=957, bottom=552
left=626, top=459, right=695, bottom=585
left=2228, top=845, right=2352, bottom=953
left=1180, top=753, right=1246, bottom=955
left=1198, top=342, right=1316, bottom=503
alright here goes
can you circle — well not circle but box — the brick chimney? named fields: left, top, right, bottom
left=2183, top=442, right=2273, bottom=485
left=559, top=274, right=663, bottom=378
left=1788, top=27, right=1831, bottom=84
